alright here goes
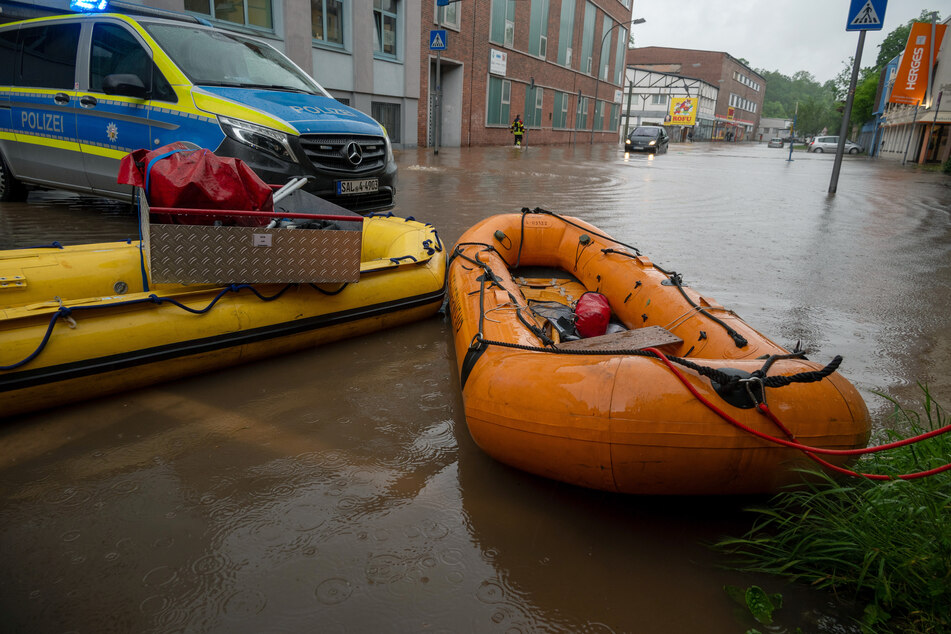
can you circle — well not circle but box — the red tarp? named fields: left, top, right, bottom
left=118, top=142, right=273, bottom=226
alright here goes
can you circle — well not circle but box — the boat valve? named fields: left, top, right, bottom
left=493, top=230, right=512, bottom=249
left=579, top=234, right=591, bottom=245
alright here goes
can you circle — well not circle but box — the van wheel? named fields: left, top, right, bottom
left=814, top=147, right=824, bottom=153
left=0, top=153, right=28, bottom=202
left=849, top=147, right=859, bottom=154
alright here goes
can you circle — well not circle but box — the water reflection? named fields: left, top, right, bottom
left=2, top=144, right=948, bottom=632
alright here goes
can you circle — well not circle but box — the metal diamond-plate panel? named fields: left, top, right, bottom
left=149, top=225, right=362, bottom=284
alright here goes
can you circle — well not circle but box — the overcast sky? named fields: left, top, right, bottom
left=632, top=0, right=939, bottom=84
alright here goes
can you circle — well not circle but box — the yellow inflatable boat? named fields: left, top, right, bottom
left=1, top=215, right=445, bottom=418
left=447, top=209, right=870, bottom=495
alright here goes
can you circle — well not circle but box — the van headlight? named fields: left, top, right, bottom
left=648, top=140, right=656, bottom=146
left=381, top=125, right=395, bottom=164
left=218, top=116, right=297, bottom=163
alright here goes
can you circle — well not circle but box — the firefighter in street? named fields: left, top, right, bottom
left=510, top=115, right=525, bottom=146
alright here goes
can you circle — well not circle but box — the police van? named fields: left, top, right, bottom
left=0, top=9, right=396, bottom=212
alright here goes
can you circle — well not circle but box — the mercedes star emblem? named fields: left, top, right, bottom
left=344, top=142, right=363, bottom=166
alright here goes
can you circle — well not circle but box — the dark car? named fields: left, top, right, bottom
left=624, top=126, right=669, bottom=153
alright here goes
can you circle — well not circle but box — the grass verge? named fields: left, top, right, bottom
left=715, top=387, right=951, bottom=633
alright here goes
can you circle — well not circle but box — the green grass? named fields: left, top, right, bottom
left=716, top=387, right=951, bottom=633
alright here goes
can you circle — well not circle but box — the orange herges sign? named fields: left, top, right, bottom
left=889, top=22, right=947, bottom=105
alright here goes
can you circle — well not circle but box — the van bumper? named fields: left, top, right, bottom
left=216, top=138, right=397, bottom=214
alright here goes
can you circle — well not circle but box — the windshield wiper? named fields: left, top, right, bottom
left=196, top=81, right=310, bottom=93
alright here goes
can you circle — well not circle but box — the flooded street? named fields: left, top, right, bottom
left=2, top=143, right=950, bottom=632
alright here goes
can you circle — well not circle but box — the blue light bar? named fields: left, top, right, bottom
left=71, top=0, right=110, bottom=12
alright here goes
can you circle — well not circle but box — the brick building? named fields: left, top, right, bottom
left=626, top=46, right=765, bottom=141
left=420, top=0, right=637, bottom=147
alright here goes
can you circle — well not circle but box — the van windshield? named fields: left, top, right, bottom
left=632, top=127, right=661, bottom=137
left=144, top=23, right=331, bottom=96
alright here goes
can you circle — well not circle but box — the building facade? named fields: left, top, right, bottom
left=625, top=46, right=764, bottom=142
left=620, top=67, right=718, bottom=141
left=419, top=0, right=637, bottom=147
left=1, top=0, right=422, bottom=147
left=757, top=117, right=792, bottom=141
left=877, top=17, right=951, bottom=165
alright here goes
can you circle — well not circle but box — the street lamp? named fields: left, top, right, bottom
left=590, top=16, right=645, bottom=143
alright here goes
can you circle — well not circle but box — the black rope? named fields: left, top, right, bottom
left=471, top=335, right=842, bottom=391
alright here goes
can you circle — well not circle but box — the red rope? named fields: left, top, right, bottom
left=642, top=347, right=951, bottom=481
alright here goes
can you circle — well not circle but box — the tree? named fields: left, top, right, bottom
left=850, top=71, right=879, bottom=130
left=762, top=101, right=787, bottom=118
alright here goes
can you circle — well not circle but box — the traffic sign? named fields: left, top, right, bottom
left=846, top=0, right=887, bottom=31
left=430, top=30, right=447, bottom=50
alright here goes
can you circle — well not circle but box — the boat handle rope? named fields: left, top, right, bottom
left=643, top=347, right=951, bottom=481
left=366, top=212, right=445, bottom=255
left=515, top=207, right=747, bottom=348
left=452, top=237, right=951, bottom=479
left=3, top=225, right=443, bottom=373
left=450, top=241, right=786, bottom=392
left=0, top=284, right=289, bottom=371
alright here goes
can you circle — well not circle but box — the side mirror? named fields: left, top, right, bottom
left=102, top=74, right=148, bottom=100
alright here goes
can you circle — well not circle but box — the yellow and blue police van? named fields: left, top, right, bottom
left=0, top=9, right=396, bottom=212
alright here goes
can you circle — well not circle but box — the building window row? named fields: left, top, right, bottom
left=185, top=0, right=273, bottom=29
left=732, top=70, right=760, bottom=91
left=729, top=92, right=757, bottom=114
left=188, top=0, right=402, bottom=58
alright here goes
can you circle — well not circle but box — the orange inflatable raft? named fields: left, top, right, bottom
left=447, top=209, right=870, bottom=495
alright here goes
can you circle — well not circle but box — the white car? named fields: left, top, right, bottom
left=808, top=136, right=863, bottom=154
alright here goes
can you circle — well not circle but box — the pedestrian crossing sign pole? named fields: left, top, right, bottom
left=846, top=0, right=887, bottom=31
left=831, top=0, right=887, bottom=193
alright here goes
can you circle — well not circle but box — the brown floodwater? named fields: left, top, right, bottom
left=1, top=143, right=949, bottom=632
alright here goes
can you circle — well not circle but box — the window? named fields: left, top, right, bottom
left=651, top=94, right=666, bottom=106
left=436, top=0, right=459, bottom=29
left=599, top=17, right=613, bottom=81
left=557, top=0, right=575, bottom=67
left=609, top=103, right=619, bottom=130
left=594, top=99, right=604, bottom=130
left=0, top=31, right=17, bottom=85
left=577, top=95, right=589, bottom=129
left=487, top=75, right=511, bottom=125
left=528, top=0, right=549, bottom=58
left=17, top=24, right=80, bottom=89
left=553, top=91, right=569, bottom=128
left=613, top=27, right=626, bottom=84
left=373, top=0, right=399, bottom=57
left=90, top=24, right=175, bottom=102
left=312, top=0, right=344, bottom=46
left=524, top=85, right=543, bottom=127
left=372, top=101, right=401, bottom=143
left=580, top=2, right=595, bottom=76
left=490, top=0, right=516, bottom=47
left=185, top=0, right=273, bottom=29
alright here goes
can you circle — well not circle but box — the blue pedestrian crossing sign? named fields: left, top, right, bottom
left=430, top=30, right=447, bottom=50
left=847, top=0, right=887, bottom=31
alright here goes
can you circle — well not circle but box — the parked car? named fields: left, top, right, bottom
left=0, top=11, right=396, bottom=211
left=807, top=136, right=864, bottom=154
left=624, top=126, right=669, bottom=154
left=767, top=138, right=784, bottom=148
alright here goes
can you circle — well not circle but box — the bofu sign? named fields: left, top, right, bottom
left=665, top=97, right=698, bottom=126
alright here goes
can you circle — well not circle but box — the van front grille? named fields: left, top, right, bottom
left=298, top=135, right=387, bottom=174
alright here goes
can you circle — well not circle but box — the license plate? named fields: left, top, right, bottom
left=335, top=178, right=379, bottom=195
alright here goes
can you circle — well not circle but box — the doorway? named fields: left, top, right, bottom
left=428, top=58, right=463, bottom=147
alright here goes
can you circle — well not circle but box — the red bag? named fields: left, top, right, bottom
left=118, top=142, right=273, bottom=226
left=575, top=292, right=611, bottom=338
